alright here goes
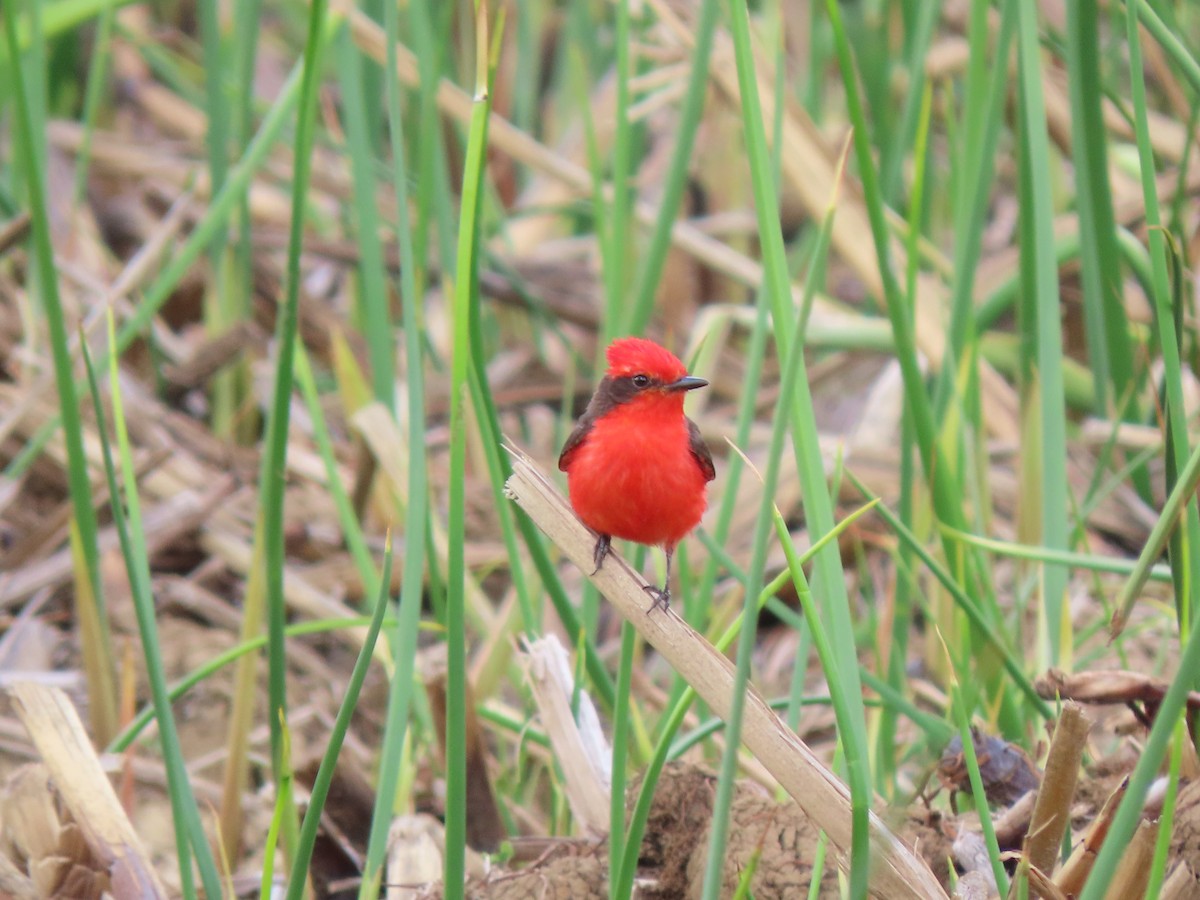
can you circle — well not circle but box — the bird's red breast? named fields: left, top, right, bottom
left=558, top=338, right=715, bottom=549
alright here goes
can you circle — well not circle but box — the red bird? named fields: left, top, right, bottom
left=558, top=337, right=715, bottom=612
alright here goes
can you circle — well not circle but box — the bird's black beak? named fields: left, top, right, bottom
left=666, top=375, right=708, bottom=392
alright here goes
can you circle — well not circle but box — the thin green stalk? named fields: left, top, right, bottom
left=408, top=0, right=456, bottom=298
left=197, top=0, right=240, bottom=439
left=1066, top=0, right=1134, bottom=417
left=510, top=4, right=541, bottom=137
left=335, top=25, right=395, bottom=410
left=1015, top=0, right=1071, bottom=665
left=260, top=714, right=293, bottom=899
left=2, top=0, right=118, bottom=744
left=770, top=507, right=866, bottom=831
left=1133, top=0, right=1200, bottom=95
left=879, top=78, right=932, bottom=797
left=609, top=622, right=635, bottom=900
left=444, top=7, right=493, bottom=896
left=943, top=527, right=1173, bottom=584
left=1111, top=435, right=1200, bottom=636
left=259, top=0, right=332, bottom=860
left=70, top=0, right=115, bottom=204
left=700, top=2, right=831, bottom=892
left=1145, top=718, right=1186, bottom=897
left=944, top=659, right=1009, bottom=893
left=294, top=343, right=379, bottom=598
left=690, top=251, right=783, bottom=650
left=82, top=320, right=221, bottom=897
left=197, top=0, right=228, bottom=224
left=935, top=0, right=1014, bottom=421
left=464, top=354, right=537, bottom=638
left=360, top=0, right=432, bottom=882
left=877, top=0, right=938, bottom=205
left=286, top=540, right=392, bottom=900
left=228, top=0, right=263, bottom=446
left=806, top=833, right=830, bottom=900
left=700, top=340, right=790, bottom=899
left=1124, top=0, right=1200, bottom=633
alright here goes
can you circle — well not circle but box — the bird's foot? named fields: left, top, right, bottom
left=591, top=534, right=612, bottom=575
left=643, top=584, right=671, bottom=615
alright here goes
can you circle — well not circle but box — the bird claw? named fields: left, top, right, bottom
left=591, top=534, right=612, bottom=575
left=643, top=584, right=671, bottom=615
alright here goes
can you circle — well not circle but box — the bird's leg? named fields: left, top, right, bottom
left=591, top=534, right=612, bottom=575
left=644, top=546, right=673, bottom=614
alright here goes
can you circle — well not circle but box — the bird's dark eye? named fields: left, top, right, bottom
left=632, top=374, right=650, bottom=388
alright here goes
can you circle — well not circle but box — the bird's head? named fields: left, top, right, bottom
left=602, top=337, right=707, bottom=402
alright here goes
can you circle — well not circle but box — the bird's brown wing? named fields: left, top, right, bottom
left=558, top=414, right=594, bottom=471
left=687, top=418, right=716, bottom=482
left=559, top=376, right=631, bottom=471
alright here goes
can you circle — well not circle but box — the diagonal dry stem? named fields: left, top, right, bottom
left=503, top=445, right=947, bottom=900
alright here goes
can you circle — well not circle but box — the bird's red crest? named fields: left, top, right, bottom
left=605, top=337, right=687, bottom=382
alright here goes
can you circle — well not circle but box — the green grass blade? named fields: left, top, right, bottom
left=937, top=0, right=1014, bottom=416
left=877, top=0, right=938, bottom=205
left=1145, top=719, right=1186, bottom=896
left=709, top=4, right=874, bottom=896
left=294, top=343, right=379, bottom=598
left=609, top=622, right=635, bottom=900
left=1111, top=435, right=1200, bottom=636
left=943, top=650, right=1009, bottom=894
left=335, top=25, right=395, bottom=409
left=1014, top=0, right=1070, bottom=664
left=361, top=0, right=442, bottom=884
left=1133, top=0, right=1200, bottom=95
left=1121, top=0, right=1200, bottom=632
left=82, top=318, right=222, bottom=897
left=1, top=0, right=119, bottom=744
left=259, top=712, right=292, bottom=898
left=1065, top=0, right=1134, bottom=418
left=197, top=0, right=229, bottom=209
left=942, top=527, right=1173, bottom=584
left=70, top=0, right=115, bottom=204
left=444, top=6, right=495, bottom=896
left=286, top=539, right=393, bottom=900
left=257, top=0, right=333, bottom=859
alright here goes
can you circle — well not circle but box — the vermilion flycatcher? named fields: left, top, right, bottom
left=558, top=337, right=715, bottom=612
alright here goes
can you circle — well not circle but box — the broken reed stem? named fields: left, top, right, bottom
left=1055, top=776, right=1128, bottom=894
left=1103, top=819, right=1156, bottom=900
left=503, top=446, right=947, bottom=900
left=1018, top=701, right=1089, bottom=895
